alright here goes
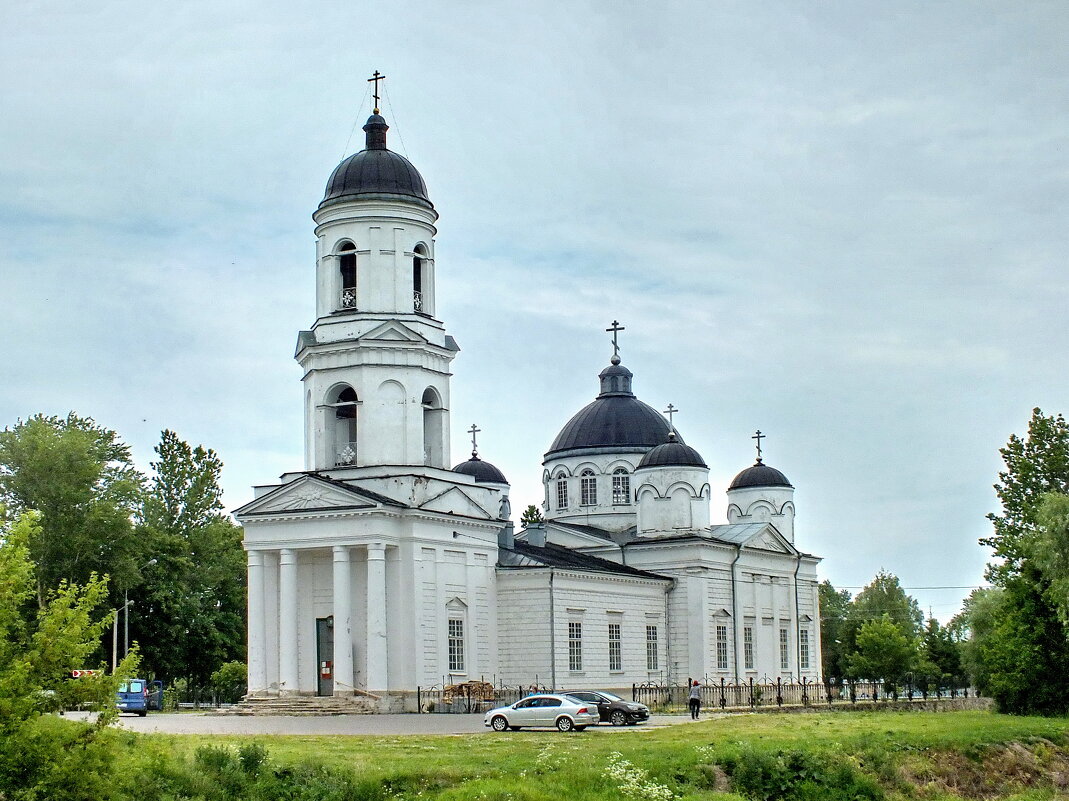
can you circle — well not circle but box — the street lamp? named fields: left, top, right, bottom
left=118, top=558, right=158, bottom=667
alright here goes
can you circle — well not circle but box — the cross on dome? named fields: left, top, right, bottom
left=752, top=429, right=765, bottom=464
left=606, top=320, right=625, bottom=364
left=468, top=423, right=481, bottom=457
left=368, top=70, right=386, bottom=115
left=664, top=403, right=679, bottom=426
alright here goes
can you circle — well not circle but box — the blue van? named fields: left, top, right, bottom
left=116, top=679, right=149, bottom=716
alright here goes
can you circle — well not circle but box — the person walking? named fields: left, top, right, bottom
left=688, top=679, right=701, bottom=720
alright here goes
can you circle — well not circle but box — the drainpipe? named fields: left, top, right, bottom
left=664, top=577, right=675, bottom=684
left=730, top=543, right=742, bottom=680
left=793, top=552, right=803, bottom=678
left=549, top=570, right=557, bottom=690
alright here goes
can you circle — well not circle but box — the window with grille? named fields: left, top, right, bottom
left=580, top=470, right=597, bottom=506
left=608, top=623, right=622, bottom=671
left=612, top=469, right=631, bottom=505
left=568, top=622, right=583, bottom=671
left=779, top=628, right=790, bottom=670
left=799, top=628, right=810, bottom=670
left=556, top=476, right=568, bottom=509
left=448, top=618, right=464, bottom=672
left=646, top=625, right=658, bottom=670
left=744, top=626, right=754, bottom=670
left=716, top=624, right=729, bottom=670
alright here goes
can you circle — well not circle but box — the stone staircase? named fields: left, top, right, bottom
left=218, top=693, right=388, bottom=716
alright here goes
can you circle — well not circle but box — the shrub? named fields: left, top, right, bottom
left=719, top=745, right=883, bottom=801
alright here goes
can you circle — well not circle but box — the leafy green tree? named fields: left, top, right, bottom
left=132, top=430, right=246, bottom=684
left=847, top=615, right=917, bottom=688
left=839, top=571, right=922, bottom=679
left=520, top=504, right=544, bottom=528
left=976, top=408, right=1069, bottom=715
left=0, top=413, right=142, bottom=608
left=0, top=509, right=138, bottom=800
left=918, top=616, right=962, bottom=685
left=817, top=581, right=851, bottom=682
left=1034, top=492, right=1069, bottom=627
left=951, top=587, right=1003, bottom=695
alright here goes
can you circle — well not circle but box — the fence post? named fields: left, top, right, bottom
left=776, top=677, right=783, bottom=707
left=719, top=678, right=726, bottom=709
left=632, top=683, right=636, bottom=702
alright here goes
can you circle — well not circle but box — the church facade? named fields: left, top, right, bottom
left=234, top=110, right=822, bottom=705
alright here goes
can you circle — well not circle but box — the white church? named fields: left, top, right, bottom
left=234, top=104, right=822, bottom=707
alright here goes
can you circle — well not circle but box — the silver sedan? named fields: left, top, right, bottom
left=483, top=694, right=600, bottom=732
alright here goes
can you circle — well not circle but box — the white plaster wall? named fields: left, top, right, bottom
left=541, top=453, right=642, bottom=532
left=634, top=465, right=712, bottom=534
left=726, top=486, right=796, bottom=542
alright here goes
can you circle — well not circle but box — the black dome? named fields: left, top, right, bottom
left=637, top=433, right=707, bottom=469
left=546, top=358, right=677, bottom=458
left=728, top=462, right=792, bottom=490
left=453, top=455, right=508, bottom=484
left=320, top=114, right=432, bottom=209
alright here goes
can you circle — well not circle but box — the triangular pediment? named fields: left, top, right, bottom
left=419, top=486, right=493, bottom=520
left=709, top=523, right=796, bottom=554
left=358, top=320, right=427, bottom=344
left=234, top=475, right=379, bottom=517
left=746, top=527, right=794, bottom=554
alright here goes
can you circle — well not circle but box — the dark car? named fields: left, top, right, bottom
left=562, top=690, right=650, bottom=725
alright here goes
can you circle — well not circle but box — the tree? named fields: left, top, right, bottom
left=0, top=414, right=142, bottom=608
left=520, top=504, right=544, bottom=528
left=951, top=586, right=1002, bottom=693
left=918, top=616, right=962, bottom=686
left=847, top=615, right=917, bottom=688
left=817, top=581, right=851, bottom=682
left=0, top=509, right=140, bottom=799
left=839, top=571, right=922, bottom=679
left=975, top=408, right=1069, bottom=715
left=132, top=430, right=246, bottom=684
left=1033, top=492, right=1069, bottom=627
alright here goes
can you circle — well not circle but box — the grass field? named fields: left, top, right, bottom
left=139, top=710, right=1069, bottom=800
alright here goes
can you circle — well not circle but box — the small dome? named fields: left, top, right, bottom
left=453, top=454, right=508, bottom=484
left=320, top=114, right=432, bottom=209
left=637, top=433, right=707, bottom=469
left=729, top=462, right=793, bottom=490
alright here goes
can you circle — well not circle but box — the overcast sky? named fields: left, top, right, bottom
left=3, top=1, right=1067, bottom=623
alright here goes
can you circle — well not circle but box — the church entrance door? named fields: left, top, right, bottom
left=316, top=616, right=334, bottom=697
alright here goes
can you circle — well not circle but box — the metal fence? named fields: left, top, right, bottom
left=165, top=681, right=247, bottom=709
left=633, top=677, right=973, bottom=713
left=417, top=682, right=552, bottom=714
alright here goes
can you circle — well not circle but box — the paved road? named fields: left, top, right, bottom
left=67, top=711, right=700, bottom=736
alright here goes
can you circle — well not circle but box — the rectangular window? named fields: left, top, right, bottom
left=646, top=625, right=658, bottom=671
left=779, top=628, right=790, bottom=670
left=799, top=628, right=810, bottom=670
left=556, top=478, right=568, bottom=510
left=608, top=623, right=622, bottom=671
left=612, top=472, right=631, bottom=505
left=580, top=474, right=597, bottom=506
left=716, top=624, right=729, bottom=670
left=568, top=622, right=583, bottom=671
left=448, top=618, right=464, bottom=672
left=744, top=626, right=754, bottom=670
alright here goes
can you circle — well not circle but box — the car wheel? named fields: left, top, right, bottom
left=610, top=710, right=628, bottom=726
left=491, top=715, right=509, bottom=732
left=556, top=716, right=575, bottom=732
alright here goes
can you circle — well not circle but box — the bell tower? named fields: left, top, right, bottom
left=296, top=90, right=456, bottom=471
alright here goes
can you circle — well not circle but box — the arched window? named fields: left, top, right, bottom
left=412, top=244, right=429, bottom=313
left=338, top=241, right=357, bottom=309
left=331, top=386, right=359, bottom=465
left=580, top=469, right=597, bottom=506
left=555, top=474, right=568, bottom=510
left=612, top=468, right=631, bottom=505
left=421, top=387, right=444, bottom=467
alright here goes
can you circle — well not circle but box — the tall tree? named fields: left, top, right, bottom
left=976, top=408, right=1069, bottom=715
left=919, top=616, right=962, bottom=684
left=131, top=431, right=246, bottom=684
left=817, top=580, right=851, bottom=682
left=847, top=615, right=917, bottom=687
left=1033, top=492, right=1069, bottom=627
left=0, top=413, right=142, bottom=608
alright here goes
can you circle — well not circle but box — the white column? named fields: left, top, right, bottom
left=365, top=543, right=388, bottom=691
left=279, top=548, right=300, bottom=695
left=332, top=545, right=354, bottom=695
left=247, top=550, right=267, bottom=695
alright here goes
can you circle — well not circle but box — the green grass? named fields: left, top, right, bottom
left=132, top=711, right=1069, bottom=800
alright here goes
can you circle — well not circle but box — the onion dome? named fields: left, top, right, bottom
left=728, top=462, right=792, bottom=490
left=637, top=432, right=707, bottom=469
left=546, top=356, right=677, bottom=457
left=320, top=114, right=432, bottom=210
left=452, top=453, right=508, bottom=484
